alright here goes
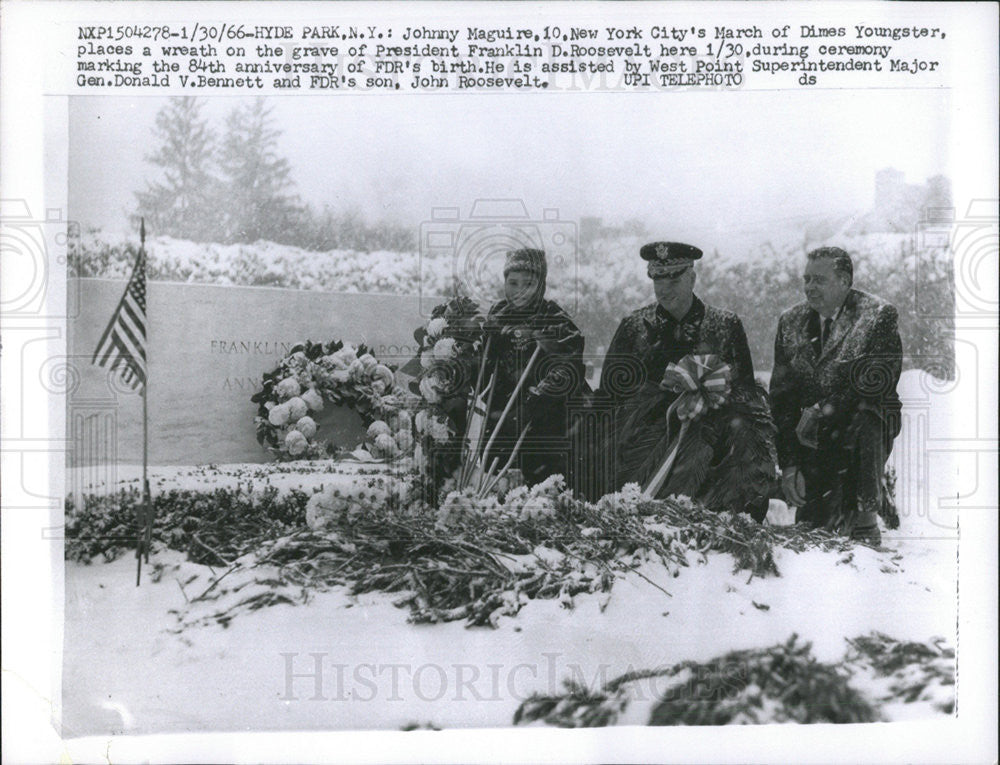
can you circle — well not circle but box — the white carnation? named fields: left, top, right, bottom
left=331, top=345, right=358, bottom=369
left=412, top=442, right=426, bottom=472
left=529, top=474, right=567, bottom=499
left=414, top=409, right=429, bottom=434
left=619, top=482, right=643, bottom=509
left=301, top=387, right=324, bottom=412
left=296, top=416, right=317, bottom=439
left=347, top=359, right=366, bottom=381
left=433, top=337, right=457, bottom=361
left=275, top=376, right=301, bottom=400
left=285, top=429, right=308, bottom=456
left=374, top=432, right=397, bottom=457
left=394, top=429, right=413, bottom=452
left=428, top=415, right=451, bottom=443
left=370, top=364, right=394, bottom=386
left=305, top=486, right=350, bottom=530
left=295, top=369, right=313, bottom=387
left=268, top=403, right=291, bottom=427
left=287, top=396, right=308, bottom=421
left=426, top=317, right=447, bottom=338
left=367, top=420, right=392, bottom=439
left=419, top=375, right=440, bottom=404
left=358, top=353, right=378, bottom=370
left=389, top=410, right=412, bottom=431
left=420, top=351, right=435, bottom=370
left=305, top=492, right=332, bottom=531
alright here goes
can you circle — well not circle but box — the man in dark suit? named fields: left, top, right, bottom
left=770, top=246, right=902, bottom=545
left=594, top=242, right=776, bottom=516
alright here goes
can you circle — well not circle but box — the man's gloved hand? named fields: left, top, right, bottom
left=781, top=465, right=807, bottom=507
left=795, top=404, right=821, bottom=449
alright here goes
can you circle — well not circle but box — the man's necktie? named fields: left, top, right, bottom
left=820, top=317, right=833, bottom=352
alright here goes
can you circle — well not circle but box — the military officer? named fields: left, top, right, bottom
left=596, top=242, right=776, bottom=516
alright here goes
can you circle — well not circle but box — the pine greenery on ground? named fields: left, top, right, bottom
left=514, top=632, right=954, bottom=726
left=66, top=476, right=952, bottom=722
left=66, top=476, right=872, bottom=628
left=65, top=484, right=311, bottom=567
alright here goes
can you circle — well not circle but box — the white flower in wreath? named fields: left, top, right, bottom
left=389, top=410, right=412, bottom=432
left=331, top=369, right=351, bottom=384
left=433, top=337, right=457, bottom=361
left=419, top=374, right=440, bottom=404
left=427, top=415, right=451, bottom=443
left=287, top=396, right=308, bottom=421
left=358, top=353, right=378, bottom=370
left=370, top=364, right=394, bottom=386
left=373, top=432, right=397, bottom=457
left=268, top=402, right=291, bottom=427
left=367, top=420, right=392, bottom=440
left=295, top=370, right=313, bottom=387
left=426, top=317, right=447, bottom=339
left=301, top=387, right=324, bottom=412
left=368, top=364, right=395, bottom=395
left=420, top=350, right=435, bottom=370
left=414, top=409, right=429, bottom=435
left=347, top=358, right=366, bottom=381
left=330, top=345, right=358, bottom=370
left=394, top=428, right=413, bottom=452
left=275, top=376, right=301, bottom=400
left=296, top=416, right=317, bottom=439
left=285, top=429, right=308, bottom=456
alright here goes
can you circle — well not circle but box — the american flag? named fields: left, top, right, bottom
left=92, top=229, right=147, bottom=391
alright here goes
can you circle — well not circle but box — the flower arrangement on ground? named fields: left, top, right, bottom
left=405, top=296, right=487, bottom=492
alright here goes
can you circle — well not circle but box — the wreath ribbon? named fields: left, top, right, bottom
left=643, top=354, right=732, bottom=499
left=661, top=353, right=732, bottom=424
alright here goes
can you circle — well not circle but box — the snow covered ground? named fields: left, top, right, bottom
left=61, top=370, right=959, bottom=735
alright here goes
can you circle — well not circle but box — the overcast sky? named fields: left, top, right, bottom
left=69, top=89, right=950, bottom=245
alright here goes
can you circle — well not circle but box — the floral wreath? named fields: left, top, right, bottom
left=252, top=340, right=406, bottom=460
left=404, top=296, right=487, bottom=489
left=252, top=296, right=493, bottom=470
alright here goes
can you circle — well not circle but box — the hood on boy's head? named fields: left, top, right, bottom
left=503, top=248, right=547, bottom=301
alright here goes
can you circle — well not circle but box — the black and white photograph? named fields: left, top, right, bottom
left=1, top=2, right=997, bottom=763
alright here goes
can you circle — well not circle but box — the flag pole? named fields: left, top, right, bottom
left=137, top=218, right=151, bottom=585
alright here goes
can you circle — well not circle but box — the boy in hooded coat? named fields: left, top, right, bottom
left=479, top=248, right=589, bottom=487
